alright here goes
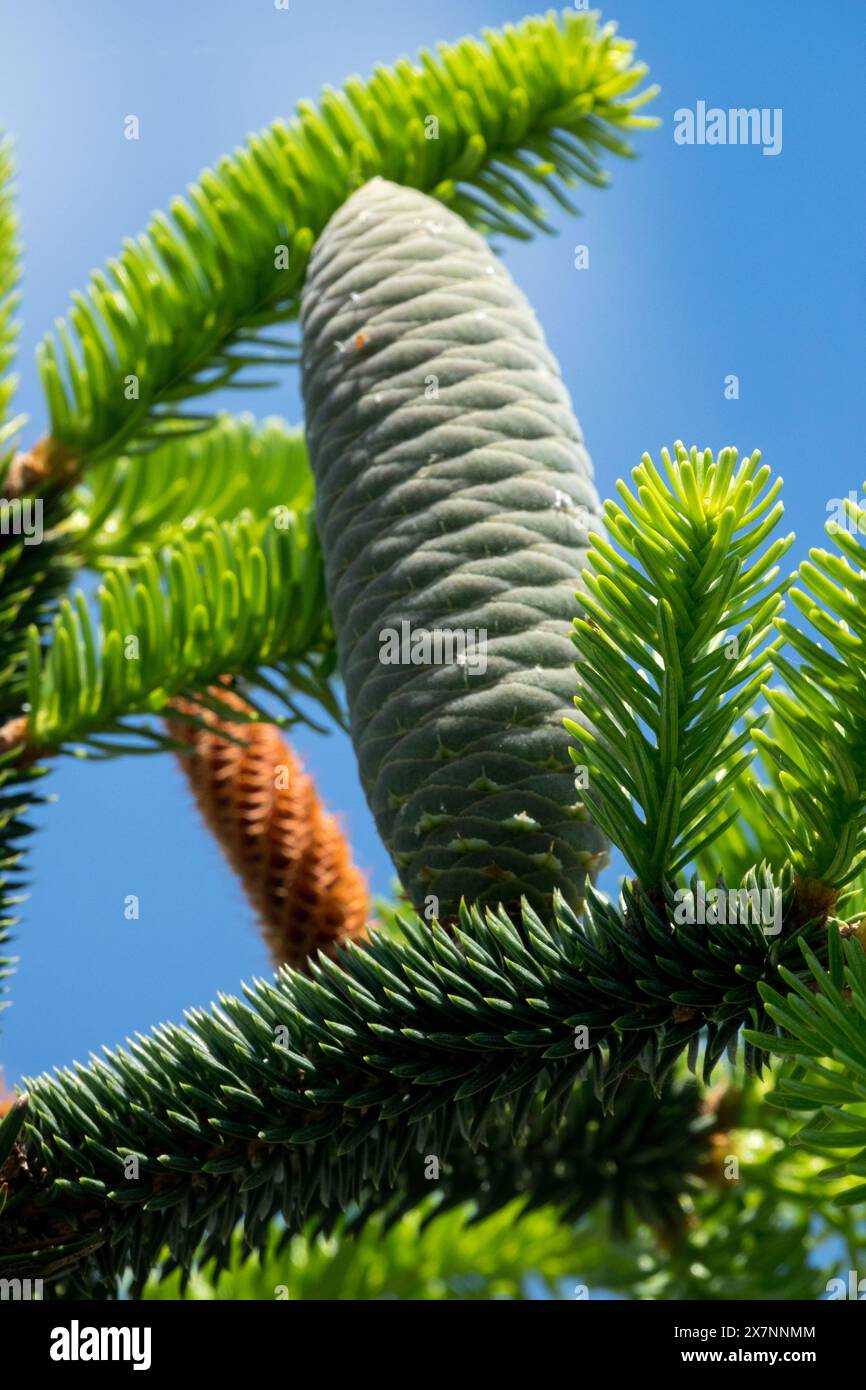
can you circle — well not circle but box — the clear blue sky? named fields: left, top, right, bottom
left=1, top=0, right=863, bottom=1084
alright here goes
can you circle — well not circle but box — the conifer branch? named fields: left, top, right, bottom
left=566, top=443, right=793, bottom=889
left=1, top=888, right=833, bottom=1289
left=0, top=135, right=25, bottom=471
left=38, top=10, right=657, bottom=462
left=20, top=511, right=335, bottom=756
left=6, top=1013, right=708, bottom=1294
left=756, top=495, right=866, bottom=901
left=0, top=492, right=76, bottom=1022
left=746, top=933, right=866, bottom=1197
left=0, top=141, right=78, bottom=498
left=137, top=1077, right=846, bottom=1303
left=8, top=5, right=866, bottom=1298
left=693, top=710, right=791, bottom=886
left=70, top=415, right=312, bottom=565
left=143, top=1199, right=577, bottom=1302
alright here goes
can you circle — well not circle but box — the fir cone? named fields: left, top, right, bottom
left=166, top=688, right=370, bottom=970
left=300, top=178, right=607, bottom=923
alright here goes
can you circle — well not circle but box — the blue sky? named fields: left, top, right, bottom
left=0, top=0, right=863, bottom=1083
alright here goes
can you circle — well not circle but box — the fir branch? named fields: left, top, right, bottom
left=146, top=1080, right=852, bottom=1302
left=143, top=1200, right=575, bottom=1301
left=141, top=1079, right=841, bottom=1303
left=7, top=1029, right=707, bottom=1294
left=0, top=490, right=76, bottom=1023
left=22, top=511, right=335, bottom=756
left=38, top=10, right=657, bottom=461
left=0, top=140, right=77, bottom=498
left=2, top=889, right=832, bottom=1289
left=572, top=1168, right=840, bottom=1300
left=756, top=501, right=866, bottom=896
left=558, top=1080, right=847, bottom=1301
left=566, top=443, right=793, bottom=889
left=0, top=135, right=25, bottom=470
left=746, top=933, right=866, bottom=1200
left=70, top=415, right=313, bottom=565
left=693, top=710, right=791, bottom=886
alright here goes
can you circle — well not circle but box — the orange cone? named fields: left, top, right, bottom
left=166, top=688, right=370, bottom=970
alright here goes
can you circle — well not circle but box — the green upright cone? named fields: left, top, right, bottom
left=301, top=177, right=606, bottom=921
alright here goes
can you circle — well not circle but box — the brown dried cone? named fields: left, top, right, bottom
left=165, top=688, right=370, bottom=970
